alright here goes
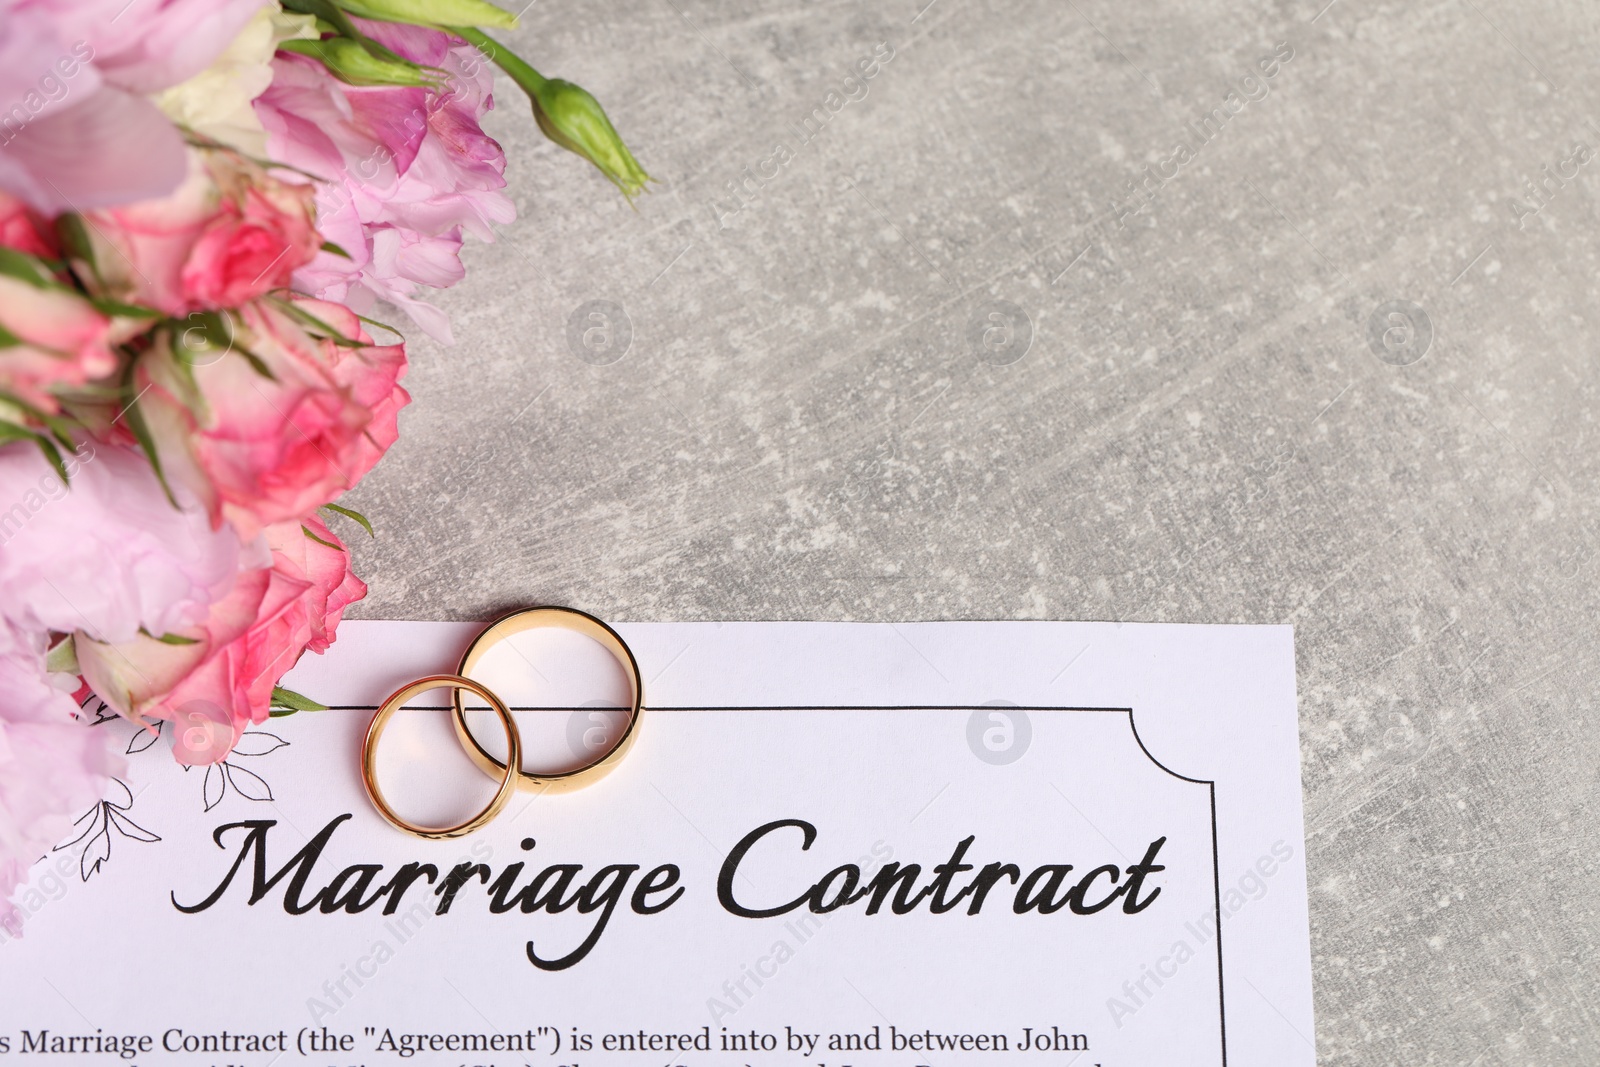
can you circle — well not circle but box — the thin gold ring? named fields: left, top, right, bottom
left=362, top=674, right=521, bottom=839
left=451, top=606, right=643, bottom=795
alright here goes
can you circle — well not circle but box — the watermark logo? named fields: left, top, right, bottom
left=566, top=699, right=630, bottom=762
left=967, top=300, right=1033, bottom=366
left=171, top=700, right=234, bottom=765
left=1508, top=140, right=1594, bottom=229
left=1366, top=299, right=1432, bottom=366
left=1369, top=704, right=1434, bottom=773
left=966, top=701, right=1031, bottom=765
left=177, top=310, right=237, bottom=368
left=0, top=41, right=95, bottom=147
left=567, top=299, right=631, bottom=365
left=1106, top=839, right=1296, bottom=1028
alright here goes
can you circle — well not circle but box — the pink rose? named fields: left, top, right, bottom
left=134, top=295, right=408, bottom=538
left=77, top=515, right=364, bottom=760
left=0, top=273, right=116, bottom=411
left=0, top=191, right=57, bottom=257
left=77, top=148, right=318, bottom=316
left=180, top=155, right=321, bottom=308
left=77, top=564, right=270, bottom=733
left=268, top=513, right=366, bottom=657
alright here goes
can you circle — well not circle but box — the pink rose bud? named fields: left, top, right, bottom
left=0, top=256, right=118, bottom=415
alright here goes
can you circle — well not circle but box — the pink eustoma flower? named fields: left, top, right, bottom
left=255, top=21, right=514, bottom=342
left=0, top=0, right=268, bottom=213
left=0, top=441, right=244, bottom=644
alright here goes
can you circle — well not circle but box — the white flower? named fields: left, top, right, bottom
left=154, top=4, right=317, bottom=156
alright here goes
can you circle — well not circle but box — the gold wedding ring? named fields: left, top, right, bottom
left=359, top=607, right=645, bottom=838
left=451, top=606, right=644, bottom=795
left=361, top=674, right=521, bottom=839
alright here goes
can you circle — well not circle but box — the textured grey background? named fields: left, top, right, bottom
left=339, top=1, right=1600, bottom=1063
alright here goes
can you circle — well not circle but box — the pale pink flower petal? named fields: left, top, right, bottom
left=0, top=442, right=244, bottom=644
left=0, top=88, right=187, bottom=214
left=0, top=0, right=268, bottom=212
left=22, top=0, right=269, bottom=96
left=0, top=622, right=122, bottom=937
left=0, top=275, right=117, bottom=411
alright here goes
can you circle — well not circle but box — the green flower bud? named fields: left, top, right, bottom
left=279, top=38, right=440, bottom=87
left=338, top=0, right=517, bottom=30
left=529, top=79, right=652, bottom=200
left=455, top=27, right=653, bottom=201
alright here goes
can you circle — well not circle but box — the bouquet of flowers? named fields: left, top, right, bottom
left=0, top=0, right=648, bottom=933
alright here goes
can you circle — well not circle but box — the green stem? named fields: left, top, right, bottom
left=453, top=26, right=547, bottom=94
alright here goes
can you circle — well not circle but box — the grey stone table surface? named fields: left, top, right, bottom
left=340, top=1, right=1600, bottom=1063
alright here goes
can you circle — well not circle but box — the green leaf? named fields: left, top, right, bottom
left=0, top=390, right=76, bottom=449
left=90, top=298, right=162, bottom=320
left=54, top=214, right=103, bottom=288
left=280, top=37, right=441, bottom=87
left=53, top=382, right=123, bottom=401
left=43, top=420, right=75, bottom=450
left=339, top=0, right=517, bottom=30
left=173, top=310, right=236, bottom=366
left=119, top=380, right=178, bottom=508
left=321, top=501, right=375, bottom=537
left=321, top=240, right=353, bottom=260
left=180, top=132, right=324, bottom=183
left=35, top=436, right=66, bottom=484
left=271, top=298, right=369, bottom=347
left=271, top=685, right=328, bottom=712
left=233, top=342, right=279, bottom=383
left=280, top=0, right=442, bottom=69
left=0, top=247, right=56, bottom=287
left=45, top=634, right=79, bottom=675
left=280, top=0, right=369, bottom=43
left=355, top=313, right=405, bottom=343
left=301, top=523, right=342, bottom=550
left=142, top=630, right=200, bottom=645
left=0, top=421, right=69, bottom=483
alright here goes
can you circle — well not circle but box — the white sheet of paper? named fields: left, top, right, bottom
left=1, top=621, right=1312, bottom=1066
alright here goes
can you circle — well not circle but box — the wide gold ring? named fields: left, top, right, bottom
left=362, top=674, right=521, bottom=839
left=451, top=606, right=643, bottom=795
